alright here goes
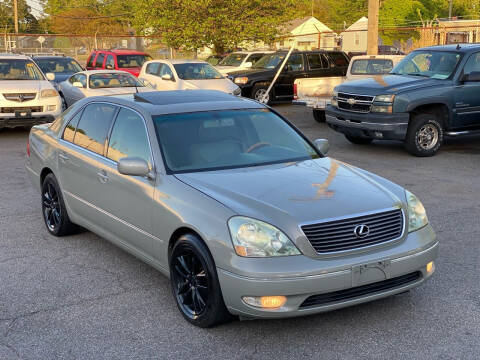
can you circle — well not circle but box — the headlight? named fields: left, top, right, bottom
left=406, top=190, right=428, bottom=232
left=233, top=87, right=241, bottom=96
left=234, top=77, right=248, bottom=85
left=333, top=89, right=338, bottom=98
left=228, top=216, right=301, bottom=257
left=371, top=104, right=393, bottom=113
left=331, top=98, right=338, bottom=107
left=41, top=89, right=59, bottom=98
left=375, top=94, right=395, bottom=102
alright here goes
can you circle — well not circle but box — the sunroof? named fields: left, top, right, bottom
left=133, top=90, right=238, bottom=105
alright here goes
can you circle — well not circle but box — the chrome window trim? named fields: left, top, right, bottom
left=59, top=100, right=156, bottom=175
left=299, top=206, right=406, bottom=256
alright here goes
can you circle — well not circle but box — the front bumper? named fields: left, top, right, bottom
left=325, top=105, right=410, bottom=141
left=0, top=96, right=62, bottom=128
left=218, top=224, right=437, bottom=319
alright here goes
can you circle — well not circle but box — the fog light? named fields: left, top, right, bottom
left=374, top=131, right=383, bottom=138
left=242, top=295, right=287, bottom=309
left=47, top=105, right=56, bottom=111
left=426, top=261, right=435, bottom=274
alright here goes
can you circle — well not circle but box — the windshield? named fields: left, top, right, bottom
left=0, top=59, right=44, bottom=80
left=116, top=54, right=152, bottom=68
left=173, top=63, right=223, bottom=80
left=351, top=59, right=393, bottom=75
left=392, top=51, right=461, bottom=79
left=153, top=109, right=319, bottom=173
left=89, top=73, right=144, bottom=88
left=35, top=58, right=83, bottom=74
left=218, top=53, right=247, bottom=66
left=253, top=54, right=285, bottom=69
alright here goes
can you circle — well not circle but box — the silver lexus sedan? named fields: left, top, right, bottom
left=26, top=90, right=438, bottom=327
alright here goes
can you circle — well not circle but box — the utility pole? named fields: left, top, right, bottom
left=13, top=0, right=19, bottom=34
left=367, top=0, right=379, bottom=55
left=449, top=0, right=453, bottom=19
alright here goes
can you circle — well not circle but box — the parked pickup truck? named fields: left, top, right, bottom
left=293, top=55, right=404, bottom=122
left=228, top=50, right=349, bottom=104
left=325, top=44, right=480, bottom=156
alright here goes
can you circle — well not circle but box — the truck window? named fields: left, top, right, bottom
left=328, top=52, right=349, bottom=67
left=307, top=54, right=328, bottom=69
left=95, top=53, right=105, bottom=68
left=286, top=54, right=304, bottom=71
left=462, top=52, right=480, bottom=76
left=86, top=53, right=96, bottom=68
left=351, top=59, right=393, bottom=75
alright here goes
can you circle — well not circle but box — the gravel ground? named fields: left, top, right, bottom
left=0, top=105, right=479, bottom=359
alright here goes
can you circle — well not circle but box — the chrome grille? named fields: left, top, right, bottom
left=3, top=93, right=37, bottom=102
left=337, top=92, right=374, bottom=113
left=302, top=209, right=404, bottom=253
left=1, top=106, right=43, bottom=113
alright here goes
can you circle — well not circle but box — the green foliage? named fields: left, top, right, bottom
left=133, top=0, right=301, bottom=53
left=0, top=0, right=41, bottom=33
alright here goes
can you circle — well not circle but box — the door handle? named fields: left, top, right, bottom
left=97, top=170, right=109, bottom=184
left=59, top=152, right=69, bottom=162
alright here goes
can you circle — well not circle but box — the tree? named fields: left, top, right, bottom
left=0, top=0, right=42, bottom=33
left=133, top=0, right=301, bottom=54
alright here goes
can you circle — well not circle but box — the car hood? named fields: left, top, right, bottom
left=227, top=68, right=274, bottom=77
left=183, top=79, right=239, bottom=93
left=0, top=80, right=53, bottom=93
left=338, top=74, right=444, bottom=95
left=176, top=158, right=403, bottom=226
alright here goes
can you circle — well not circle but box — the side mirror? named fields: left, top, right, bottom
left=118, top=157, right=153, bottom=178
left=72, top=81, right=84, bottom=88
left=46, top=72, right=55, bottom=81
left=244, top=61, right=253, bottom=68
left=314, top=139, right=330, bottom=156
left=106, top=64, right=114, bottom=70
left=161, top=74, right=173, bottom=81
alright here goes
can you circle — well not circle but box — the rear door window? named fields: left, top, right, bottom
left=107, top=108, right=151, bottom=164
left=306, top=53, right=329, bottom=69
left=73, top=103, right=117, bottom=155
left=328, top=52, right=349, bottom=67
left=94, top=53, right=105, bottom=68
left=286, top=54, right=304, bottom=71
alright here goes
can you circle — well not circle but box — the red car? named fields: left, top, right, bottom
left=85, top=49, right=152, bottom=77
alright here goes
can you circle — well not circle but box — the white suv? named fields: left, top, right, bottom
left=0, top=54, right=61, bottom=128
left=215, top=51, right=273, bottom=75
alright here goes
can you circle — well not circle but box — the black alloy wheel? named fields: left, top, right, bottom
left=169, top=234, right=234, bottom=327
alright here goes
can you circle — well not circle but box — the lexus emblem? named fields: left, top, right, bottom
left=354, top=224, right=370, bottom=239
left=347, top=98, right=356, bottom=105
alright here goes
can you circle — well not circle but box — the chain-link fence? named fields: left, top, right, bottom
left=3, top=23, right=480, bottom=65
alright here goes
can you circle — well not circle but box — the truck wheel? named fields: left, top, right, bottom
left=313, top=109, right=326, bottom=123
left=252, top=85, right=271, bottom=104
left=41, top=173, right=77, bottom=236
left=345, top=135, right=373, bottom=145
left=405, top=114, right=443, bottom=157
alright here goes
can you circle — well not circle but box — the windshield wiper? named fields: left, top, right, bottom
left=406, top=73, right=430, bottom=78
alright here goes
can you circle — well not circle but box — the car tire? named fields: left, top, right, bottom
left=405, top=113, right=444, bottom=157
left=345, top=135, right=373, bottom=145
left=170, top=234, right=234, bottom=328
left=313, top=109, right=326, bottom=123
left=251, top=84, right=271, bottom=104
left=41, top=173, right=77, bottom=236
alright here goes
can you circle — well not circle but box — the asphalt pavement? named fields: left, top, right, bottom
left=0, top=105, right=479, bottom=359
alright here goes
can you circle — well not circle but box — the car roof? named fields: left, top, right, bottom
left=147, top=59, right=208, bottom=65
left=350, top=55, right=404, bottom=61
left=0, top=54, right=32, bottom=60
left=417, top=44, right=480, bottom=53
left=83, top=90, right=265, bottom=116
left=93, top=49, right=148, bottom=55
left=32, top=55, right=73, bottom=59
left=76, top=69, right=135, bottom=76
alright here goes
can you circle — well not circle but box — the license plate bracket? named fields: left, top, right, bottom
left=15, top=110, right=31, bottom=118
left=352, top=260, right=391, bottom=287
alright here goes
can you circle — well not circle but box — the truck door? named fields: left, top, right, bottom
left=454, top=52, right=480, bottom=128
left=276, top=54, right=306, bottom=99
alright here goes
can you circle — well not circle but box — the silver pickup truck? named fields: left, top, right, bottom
left=294, top=55, right=404, bottom=122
